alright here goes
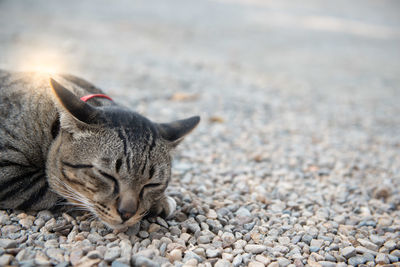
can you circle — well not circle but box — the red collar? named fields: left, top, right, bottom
left=80, top=94, right=113, bottom=102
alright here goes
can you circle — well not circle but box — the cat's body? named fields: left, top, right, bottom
left=0, top=70, right=199, bottom=229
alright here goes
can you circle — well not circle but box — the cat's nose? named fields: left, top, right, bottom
left=117, top=197, right=138, bottom=222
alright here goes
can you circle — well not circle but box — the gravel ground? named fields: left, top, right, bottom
left=1, top=0, right=400, bottom=266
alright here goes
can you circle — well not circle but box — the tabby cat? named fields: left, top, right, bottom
left=0, top=70, right=199, bottom=229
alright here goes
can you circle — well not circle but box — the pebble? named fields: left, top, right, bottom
left=348, top=255, right=367, bottom=266
left=0, top=239, right=17, bottom=249
left=19, top=217, right=34, bottom=228
left=255, top=255, right=271, bottom=265
left=198, top=235, right=211, bottom=244
left=215, top=259, right=231, bottom=267
left=104, top=247, right=121, bottom=262
left=46, top=248, right=65, bottom=262
left=221, top=232, right=235, bottom=247
left=207, top=209, right=218, bottom=219
left=232, top=254, right=243, bottom=267
left=206, top=248, right=221, bottom=258
left=138, top=231, right=149, bottom=238
left=318, top=261, right=336, bottom=267
left=244, top=244, right=267, bottom=254
left=0, top=254, right=13, bottom=266
left=369, top=235, right=385, bottom=246
left=70, top=250, right=83, bottom=265
left=248, top=261, right=264, bottom=267
left=111, top=261, right=130, bottom=267
left=156, top=217, right=169, bottom=228
left=169, top=248, right=182, bottom=262
left=375, top=253, right=390, bottom=264
left=277, top=257, right=291, bottom=267
left=341, top=246, right=356, bottom=259
left=87, top=250, right=102, bottom=259
left=278, top=237, right=290, bottom=245
left=132, top=255, right=158, bottom=267
left=183, top=251, right=203, bottom=263
left=35, top=251, right=51, bottom=266
left=384, top=240, right=396, bottom=251
left=87, top=233, right=103, bottom=244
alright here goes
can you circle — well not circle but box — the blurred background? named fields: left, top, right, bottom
left=0, top=0, right=399, bottom=164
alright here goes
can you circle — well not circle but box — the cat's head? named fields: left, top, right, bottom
left=47, top=78, right=199, bottom=229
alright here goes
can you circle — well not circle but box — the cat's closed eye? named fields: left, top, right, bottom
left=98, top=171, right=119, bottom=196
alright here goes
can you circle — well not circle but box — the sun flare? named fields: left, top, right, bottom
left=18, top=50, right=67, bottom=74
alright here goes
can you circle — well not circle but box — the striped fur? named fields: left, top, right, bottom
left=0, top=70, right=199, bottom=229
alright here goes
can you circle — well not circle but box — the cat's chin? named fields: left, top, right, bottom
left=98, top=213, right=143, bottom=231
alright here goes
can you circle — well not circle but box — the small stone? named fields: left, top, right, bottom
left=207, top=209, right=218, bottom=219
left=248, top=261, right=264, bottom=267
left=44, top=239, right=59, bottom=248
left=310, top=239, right=324, bottom=249
left=46, top=248, right=65, bottom=262
left=168, top=248, right=182, bottom=262
left=318, top=261, right=336, bottom=267
left=35, top=252, right=51, bottom=266
left=206, top=248, right=221, bottom=258
left=355, top=246, right=377, bottom=256
left=148, top=223, right=161, bottom=233
left=277, top=257, right=291, bottom=267
left=184, top=258, right=198, bottom=266
left=215, top=259, right=231, bottom=267
left=222, top=253, right=234, bottom=261
left=135, top=248, right=156, bottom=258
left=341, top=246, right=356, bottom=259
left=138, top=231, right=149, bottom=238
left=375, top=253, right=390, bottom=264
left=70, top=250, right=83, bottom=265
left=278, top=237, right=290, bottom=245
left=169, top=226, right=181, bottom=236
left=384, top=240, right=396, bottom=251
left=390, top=249, right=400, bottom=257
left=183, top=218, right=201, bottom=233
left=198, top=235, right=211, bottom=244
left=235, top=207, right=251, bottom=221
left=0, top=254, right=13, bottom=266
left=388, top=254, right=398, bottom=263
left=37, top=210, right=53, bottom=221
left=221, top=232, right=235, bottom=247
left=369, top=235, right=385, bottom=246
left=232, top=254, right=242, bottom=267
left=183, top=251, right=203, bottom=263
left=79, top=221, right=91, bottom=232
left=88, top=233, right=103, bottom=244
left=267, top=262, right=280, bottom=267
left=373, top=186, right=391, bottom=199
left=104, top=247, right=121, bottom=262
left=87, top=250, right=102, bottom=259
left=19, top=217, right=34, bottom=228
left=255, top=255, right=271, bottom=265
left=348, top=255, right=367, bottom=266
left=0, top=239, right=17, bottom=249
left=301, top=234, right=313, bottom=244
left=244, top=244, right=267, bottom=254
left=111, top=261, right=130, bottom=267
left=357, top=238, right=378, bottom=251
left=156, top=217, right=169, bottom=228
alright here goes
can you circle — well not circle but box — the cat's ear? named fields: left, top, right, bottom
left=157, top=116, right=200, bottom=146
left=50, top=78, right=99, bottom=125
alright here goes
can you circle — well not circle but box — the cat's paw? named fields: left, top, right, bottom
left=161, top=196, right=176, bottom=219
left=146, top=196, right=176, bottom=219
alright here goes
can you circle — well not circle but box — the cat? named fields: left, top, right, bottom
left=0, top=70, right=200, bottom=229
